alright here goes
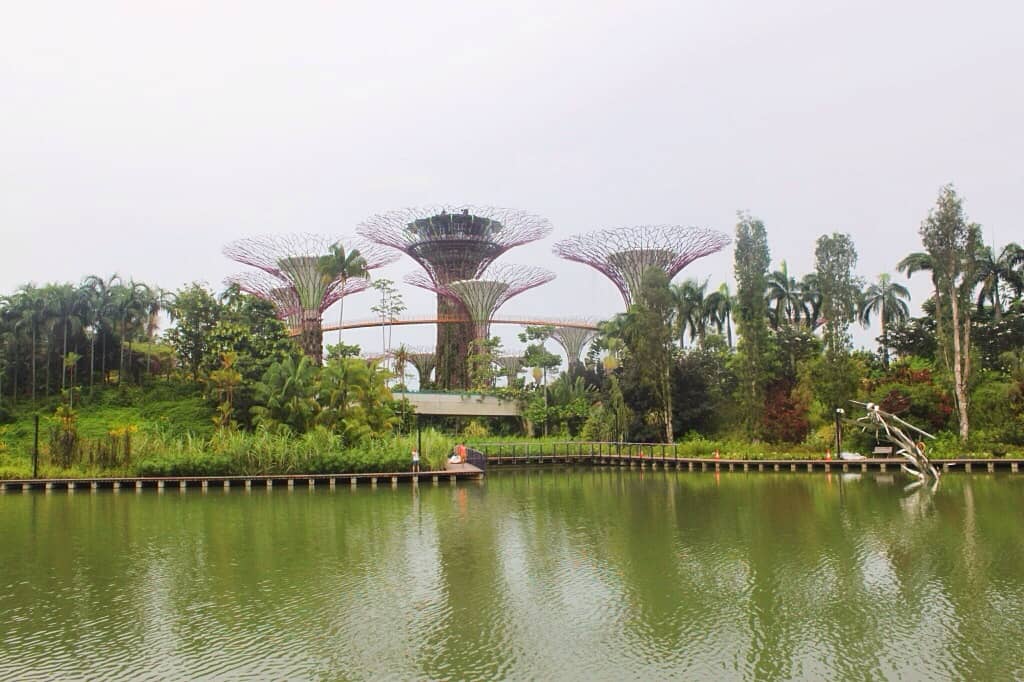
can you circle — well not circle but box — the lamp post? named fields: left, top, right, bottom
left=834, top=408, right=845, bottom=457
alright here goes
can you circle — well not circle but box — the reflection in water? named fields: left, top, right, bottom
left=1, top=471, right=1022, bottom=680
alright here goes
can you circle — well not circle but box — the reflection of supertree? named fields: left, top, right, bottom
left=223, top=234, right=397, bottom=362
left=550, top=326, right=599, bottom=366
left=495, top=355, right=523, bottom=385
left=359, top=206, right=552, bottom=388
left=407, top=349, right=437, bottom=389
left=407, top=264, right=555, bottom=341
left=552, top=225, right=730, bottom=306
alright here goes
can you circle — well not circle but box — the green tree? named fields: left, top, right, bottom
left=975, top=242, right=1024, bottom=322
left=704, top=283, right=734, bottom=348
left=732, top=213, right=772, bottom=436
left=370, top=278, right=406, bottom=354
left=920, top=184, right=982, bottom=441
left=671, top=278, right=708, bottom=347
left=859, top=273, right=911, bottom=367
left=251, top=355, right=320, bottom=433
left=166, top=284, right=221, bottom=381
left=813, top=232, right=861, bottom=412
left=766, top=261, right=811, bottom=328
left=317, top=357, right=397, bottom=443
left=319, top=242, right=370, bottom=345
left=619, top=268, right=675, bottom=442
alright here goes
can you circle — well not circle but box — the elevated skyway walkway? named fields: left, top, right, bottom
left=400, top=391, right=521, bottom=417
left=321, top=316, right=598, bottom=332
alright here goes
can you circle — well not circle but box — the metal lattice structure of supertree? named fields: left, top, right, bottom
left=358, top=206, right=552, bottom=388
left=495, top=355, right=524, bottom=386
left=223, top=233, right=398, bottom=362
left=550, top=325, right=599, bottom=367
left=406, top=349, right=438, bottom=389
left=406, top=264, right=555, bottom=342
left=552, top=225, right=730, bottom=306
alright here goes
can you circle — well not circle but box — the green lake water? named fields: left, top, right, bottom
left=1, top=469, right=1022, bottom=680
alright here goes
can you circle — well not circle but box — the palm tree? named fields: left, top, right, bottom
left=13, top=285, right=49, bottom=402
left=703, top=283, right=734, bottom=348
left=859, top=273, right=912, bottom=367
left=46, top=284, right=86, bottom=391
left=319, top=243, right=370, bottom=345
left=83, top=274, right=122, bottom=385
left=671, top=279, right=708, bottom=347
left=113, top=280, right=148, bottom=385
left=975, top=242, right=1024, bottom=322
left=800, top=273, right=822, bottom=329
left=766, top=261, right=809, bottom=328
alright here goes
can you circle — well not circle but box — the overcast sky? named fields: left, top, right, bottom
left=3, top=0, right=1022, bottom=358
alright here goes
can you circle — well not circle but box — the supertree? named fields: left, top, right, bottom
left=406, top=348, right=438, bottom=389
left=223, top=233, right=397, bottom=362
left=495, top=355, right=524, bottom=386
left=407, top=264, right=555, bottom=342
left=549, top=326, right=599, bottom=367
left=359, top=206, right=552, bottom=388
left=552, top=225, right=730, bottom=306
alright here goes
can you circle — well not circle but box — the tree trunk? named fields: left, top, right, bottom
left=880, top=298, right=889, bottom=368
left=62, top=319, right=68, bottom=390
left=30, top=326, right=36, bottom=403
left=950, top=284, right=970, bottom=442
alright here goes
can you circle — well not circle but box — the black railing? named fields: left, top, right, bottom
left=465, top=447, right=487, bottom=471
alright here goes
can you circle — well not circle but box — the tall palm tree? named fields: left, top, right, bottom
left=859, top=273, right=912, bottom=367
left=704, top=283, right=734, bottom=348
left=799, top=273, right=822, bottom=330
left=113, top=280, right=148, bottom=385
left=13, top=285, right=49, bottom=402
left=766, top=261, right=809, bottom=328
left=319, top=243, right=370, bottom=345
left=671, top=279, right=708, bottom=347
left=46, top=284, right=86, bottom=390
left=975, top=242, right=1024, bottom=322
left=83, top=274, right=122, bottom=384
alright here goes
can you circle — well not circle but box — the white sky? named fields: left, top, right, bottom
left=2, top=0, right=1021, bottom=357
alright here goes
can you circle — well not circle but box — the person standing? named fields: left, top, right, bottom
left=411, top=448, right=420, bottom=473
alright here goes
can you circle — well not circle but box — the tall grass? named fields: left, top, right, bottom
left=130, top=427, right=460, bottom=476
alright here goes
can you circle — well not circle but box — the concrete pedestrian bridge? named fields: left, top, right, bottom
left=399, top=391, right=522, bottom=416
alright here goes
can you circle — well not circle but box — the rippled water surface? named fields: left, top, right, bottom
left=2, top=469, right=1023, bottom=680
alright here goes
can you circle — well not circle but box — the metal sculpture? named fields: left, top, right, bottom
left=552, top=225, right=730, bottom=306
left=852, top=402, right=940, bottom=483
left=359, top=206, right=552, bottom=388
left=406, top=264, right=555, bottom=342
left=223, top=234, right=397, bottom=362
left=550, top=325, right=599, bottom=366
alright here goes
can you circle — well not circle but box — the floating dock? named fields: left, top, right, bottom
left=479, top=448, right=1021, bottom=474
left=0, top=465, right=484, bottom=493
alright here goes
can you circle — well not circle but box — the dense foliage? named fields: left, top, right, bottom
left=2, top=184, right=1023, bottom=477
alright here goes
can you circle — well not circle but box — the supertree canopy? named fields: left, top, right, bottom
left=407, top=263, right=555, bottom=341
left=495, top=355, right=524, bottom=386
left=550, top=325, right=599, bottom=366
left=552, top=225, right=730, bottom=306
left=359, top=206, right=552, bottom=389
left=406, top=349, right=437, bottom=389
left=223, top=233, right=397, bottom=362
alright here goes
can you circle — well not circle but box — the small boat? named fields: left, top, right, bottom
left=839, top=451, right=866, bottom=461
